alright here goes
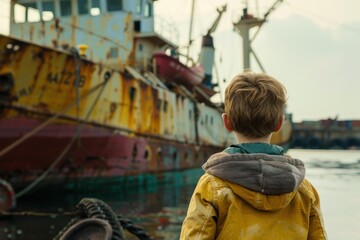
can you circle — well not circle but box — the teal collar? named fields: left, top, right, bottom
left=224, top=142, right=284, bottom=155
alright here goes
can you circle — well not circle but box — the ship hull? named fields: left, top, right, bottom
left=0, top=26, right=291, bottom=192
left=0, top=117, right=222, bottom=190
left=0, top=33, right=228, bottom=191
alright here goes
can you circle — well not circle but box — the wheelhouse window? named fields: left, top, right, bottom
left=14, top=2, right=40, bottom=23
left=60, top=0, right=72, bottom=16
left=106, top=0, right=122, bottom=12
left=42, top=1, right=55, bottom=21
left=78, top=0, right=101, bottom=16
left=78, top=0, right=89, bottom=15
left=144, top=2, right=152, bottom=17
left=90, top=0, right=101, bottom=16
left=136, top=0, right=143, bottom=14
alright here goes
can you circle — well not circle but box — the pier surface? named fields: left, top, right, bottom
left=291, top=119, right=360, bottom=149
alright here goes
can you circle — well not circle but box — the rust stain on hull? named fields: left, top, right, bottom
left=0, top=34, right=233, bottom=189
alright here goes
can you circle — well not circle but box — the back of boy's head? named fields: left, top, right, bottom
left=224, top=71, right=287, bottom=138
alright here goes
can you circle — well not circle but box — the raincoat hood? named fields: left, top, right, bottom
left=202, top=150, right=306, bottom=211
left=181, top=143, right=327, bottom=240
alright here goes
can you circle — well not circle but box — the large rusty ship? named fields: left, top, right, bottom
left=0, top=0, right=292, bottom=193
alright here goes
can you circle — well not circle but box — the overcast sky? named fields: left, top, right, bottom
left=154, top=0, right=360, bottom=122
left=1, top=0, right=360, bottom=122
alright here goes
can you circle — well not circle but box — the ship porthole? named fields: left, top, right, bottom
left=144, top=145, right=152, bottom=161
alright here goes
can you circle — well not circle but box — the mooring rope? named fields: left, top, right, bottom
left=0, top=76, right=110, bottom=159
left=71, top=47, right=82, bottom=148
left=14, top=49, right=81, bottom=198
left=1, top=198, right=155, bottom=240
left=14, top=78, right=111, bottom=199
left=3, top=48, right=112, bottom=199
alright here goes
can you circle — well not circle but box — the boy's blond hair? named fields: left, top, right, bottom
left=224, top=72, right=287, bottom=138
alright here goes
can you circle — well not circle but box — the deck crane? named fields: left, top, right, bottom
left=198, top=4, right=227, bottom=89
left=233, top=0, right=284, bottom=72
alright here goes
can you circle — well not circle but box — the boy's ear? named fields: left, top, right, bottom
left=222, top=113, right=233, bottom=131
left=274, top=115, right=285, bottom=132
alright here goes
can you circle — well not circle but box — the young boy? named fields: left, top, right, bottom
left=180, top=72, right=327, bottom=239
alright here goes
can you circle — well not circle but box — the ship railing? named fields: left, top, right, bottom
left=45, top=18, right=129, bottom=64
left=6, top=3, right=131, bottom=63
left=44, top=19, right=130, bottom=65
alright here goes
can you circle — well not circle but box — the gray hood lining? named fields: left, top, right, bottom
left=202, top=153, right=305, bottom=195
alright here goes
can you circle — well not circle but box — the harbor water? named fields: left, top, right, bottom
left=1, top=149, right=359, bottom=239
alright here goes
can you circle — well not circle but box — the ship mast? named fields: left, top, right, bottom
left=186, top=0, right=196, bottom=64
left=233, top=0, right=284, bottom=71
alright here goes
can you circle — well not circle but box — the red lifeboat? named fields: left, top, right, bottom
left=152, top=51, right=205, bottom=89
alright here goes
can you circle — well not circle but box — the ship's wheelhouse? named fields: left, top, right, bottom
left=10, top=0, right=153, bottom=24
left=9, top=0, right=176, bottom=70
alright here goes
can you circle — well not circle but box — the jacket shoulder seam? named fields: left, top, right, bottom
left=312, top=204, right=327, bottom=239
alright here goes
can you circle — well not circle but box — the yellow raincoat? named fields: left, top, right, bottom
left=180, top=145, right=327, bottom=240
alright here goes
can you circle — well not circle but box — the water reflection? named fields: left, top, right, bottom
left=0, top=172, right=200, bottom=240
left=1, top=150, right=360, bottom=239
